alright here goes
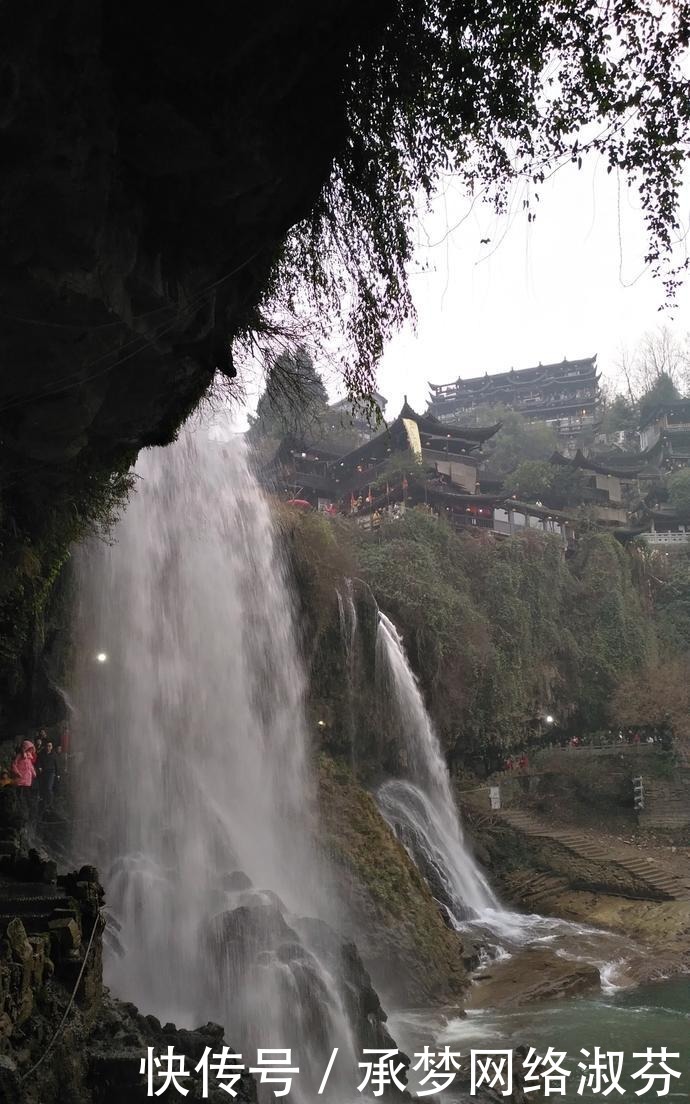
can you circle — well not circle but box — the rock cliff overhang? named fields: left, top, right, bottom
left=0, top=1, right=388, bottom=475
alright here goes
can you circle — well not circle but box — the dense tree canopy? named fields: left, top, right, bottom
left=470, top=407, right=558, bottom=476
left=667, top=469, right=690, bottom=516
left=313, top=510, right=655, bottom=757
left=262, top=2, right=690, bottom=398
left=638, top=371, right=683, bottom=425
left=598, top=393, right=638, bottom=438
left=507, top=460, right=590, bottom=508
left=247, top=347, right=329, bottom=443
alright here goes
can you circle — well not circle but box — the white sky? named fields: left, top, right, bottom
left=234, top=158, right=690, bottom=426
left=373, top=160, right=690, bottom=417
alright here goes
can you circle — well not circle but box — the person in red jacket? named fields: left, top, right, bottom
left=11, top=741, right=36, bottom=787
left=11, top=741, right=37, bottom=823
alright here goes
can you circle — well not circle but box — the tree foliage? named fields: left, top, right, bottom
left=248, top=347, right=329, bottom=444
left=261, top=3, right=690, bottom=399
left=667, top=469, right=690, bottom=516
left=507, top=460, right=589, bottom=507
left=638, top=371, right=683, bottom=425
left=618, top=326, right=690, bottom=408
left=653, top=552, right=690, bottom=653
left=611, top=658, right=690, bottom=752
left=348, top=514, right=654, bottom=758
left=598, top=392, right=638, bottom=438
left=470, top=406, right=558, bottom=476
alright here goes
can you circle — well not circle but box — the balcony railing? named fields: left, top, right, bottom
left=640, top=530, right=690, bottom=545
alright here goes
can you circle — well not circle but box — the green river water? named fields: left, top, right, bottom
left=390, top=978, right=690, bottom=1101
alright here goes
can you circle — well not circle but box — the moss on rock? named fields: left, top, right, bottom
left=317, top=753, right=468, bottom=1004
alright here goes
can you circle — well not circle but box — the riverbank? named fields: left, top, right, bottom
left=461, top=795, right=690, bottom=976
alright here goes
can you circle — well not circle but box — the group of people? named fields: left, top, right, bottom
left=503, top=753, right=530, bottom=772
left=2, top=727, right=67, bottom=819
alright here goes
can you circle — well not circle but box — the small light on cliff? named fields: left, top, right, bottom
left=96, top=652, right=108, bottom=664
left=545, top=714, right=554, bottom=725
left=317, top=720, right=326, bottom=728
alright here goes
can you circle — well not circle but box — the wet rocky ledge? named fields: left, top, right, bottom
left=465, top=947, right=600, bottom=1010
left=0, top=840, right=411, bottom=1103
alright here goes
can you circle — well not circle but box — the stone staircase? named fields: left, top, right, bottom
left=639, top=778, right=690, bottom=832
left=0, top=878, right=74, bottom=935
left=494, top=809, right=690, bottom=901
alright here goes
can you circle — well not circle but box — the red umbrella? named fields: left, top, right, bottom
left=286, top=499, right=312, bottom=510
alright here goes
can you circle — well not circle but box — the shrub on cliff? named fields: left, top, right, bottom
left=284, top=505, right=661, bottom=764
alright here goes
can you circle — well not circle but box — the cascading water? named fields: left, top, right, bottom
left=72, top=422, right=360, bottom=1100
left=336, top=579, right=358, bottom=768
left=374, top=610, right=632, bottom=968
left=375, top=612, right=499, bottom=922
left=336, top=579, right=357, bottom=672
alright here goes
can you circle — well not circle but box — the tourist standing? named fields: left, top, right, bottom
left=37, top=740, right=59, bottom=813
left=11, top=740, right=37, bottom=821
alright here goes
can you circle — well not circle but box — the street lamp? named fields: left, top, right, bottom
left=96, top=652, right=108, bottom=664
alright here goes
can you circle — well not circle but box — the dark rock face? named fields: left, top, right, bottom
left=0, top=1, right=392, bottom=711
left=0, top=848, right=257, bottom=1104
left=0, top=2, right=364, bottom=468
left=85, top=1002, right=257, bottom=1104
left=206, top=891, right=407, bottom=1099
left=293, top=916, right=400, bottom=1055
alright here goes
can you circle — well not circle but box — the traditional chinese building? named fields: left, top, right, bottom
left=636, top=505, right=690, bottom=551
left=259, top=401, right=500, bottom=509
left=261, top=403, right=579, bottom=548
left=327, top=391, right=387, bottom=443
left=330, top=400, right=500, bottom=496
left=427, top=356, right=601, bottom=443
left=548, top=449, right=642, bottom=527
left=638, top=400, right=690, bottom=471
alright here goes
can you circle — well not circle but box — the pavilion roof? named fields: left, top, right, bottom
left=328, top=402, right=501, bottom=474
left=639, top=397, right=690, bottom=431
left=429, top=356, right=598, bottom=394
left=550, top=449, right=644, bottom=479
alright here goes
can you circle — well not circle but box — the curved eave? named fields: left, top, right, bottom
left=550, top=449, right=643, bottom=478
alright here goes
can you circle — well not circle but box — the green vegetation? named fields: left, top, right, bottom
left=667, top=470, right=690, bottom=516
left=638, top=372, right=683, bottom=425
left=361, top=515, right=655, bottom=755
left=317, top=753, right=467, bottom=1002
left=469, top=407, right=558, bottom=477
left=247, top=347, right=329, bottom=449
left=506, top=460, right=589, bottom=507
left=0, top=452, right=135, bottom=716
left=283, top=507, right=662, bottom=766
left=654, top=553, right=690, bottom=652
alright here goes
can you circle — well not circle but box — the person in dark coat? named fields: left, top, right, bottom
left=37, top=740, right=59, bottom=812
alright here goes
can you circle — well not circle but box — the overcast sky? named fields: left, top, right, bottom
left=235, top=158, right=690, bottom=426
left=370, top=159, right=690, bottom=416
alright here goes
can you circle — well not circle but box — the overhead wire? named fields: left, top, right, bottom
left=0, top=249, right=263, bottom=417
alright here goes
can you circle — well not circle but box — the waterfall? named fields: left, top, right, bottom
left=72, top=422, right=359, bottom=1100
left=375, top=611, right=628, bottom=965
left=375, top=611, right=500, bottom=922
left=336, top=579, right=357, bottom=671
left=336, top=579, right=358, bottom=767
